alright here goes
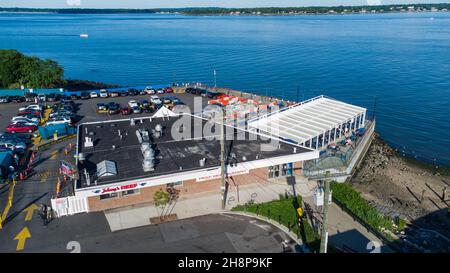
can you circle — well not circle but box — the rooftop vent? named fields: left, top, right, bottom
left=130, top=118, right=135, bottom=126
left=78, top=152, right=85, bottom=162
left=136, top=129, right=150, bottom=144
left=293, top=147, right=297, bottom=153
left=152, top=124, right=163, bottom=139
left=84, top=137, right=94, bottom=148
left=199, top=158, right=206, bottom=167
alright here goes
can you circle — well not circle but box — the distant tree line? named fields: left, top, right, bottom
left=0, top=49, right=64, bottom=89
left=0, top=3, right=449, bottom=15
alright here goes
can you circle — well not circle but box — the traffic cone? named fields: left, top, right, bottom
left=19, top=172, right=24, bottom=181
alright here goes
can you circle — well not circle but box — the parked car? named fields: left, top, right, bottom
left=50, top=110, right=75, bottom=119
left=156, top=88, right=165, bottom=94
left=128, top=100, right=139, bottom=108
left=96, top=103, right=109, bottom=114
left=10, top=120, right=38, bottom=127
left=17, top=109, right=41, bottom=118
left=107, top=102, right=120, bottom=115
left=6, top=122, right=37, bottom=133
left=0, top=96, right=11, bottom=103
left=144, top=87, right=155, bottom=95
left=19, top=104, right=43, bottom=112
left=89, top=91, right=98, bottom=98
left=78, top=92, right=89, bottom=100
left=150, top=95, right=162, bottom=105
left=24, top=93, right=37, bottom=102
left=127, top=89, right=139, bottom=96
left=0, top=140, right=27, bottom=152
left=132, top=106, right=142, bottom=114
left=207, top=92, right=220, bottom=99
left=0, top=131, right=32, bottom=140
left=99, top=89, right=109, bottom=98
left=70, top=93, right=81, bottom=100
left=47, top=93, right=61, bottom=102
left=11, top=116, right=39, bottom=124
left=164, top=87, right=174, bottom=93
left=140, top=100, right=150, bottom=107
left=120, top=107, right=131, bottom=115
left=46, top=116, right=72, bottom=126
left=11, top=96, right=25, bottom=103
left=0, top=143, right=25, bottom=154
left=38, top=94, right=46, bottom=102
left=110, top=91, right=120, bottom=98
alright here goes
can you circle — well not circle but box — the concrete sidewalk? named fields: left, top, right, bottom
left=105, top=177, right=317, bottom=232
left=303, top=196, right=394, bottom=253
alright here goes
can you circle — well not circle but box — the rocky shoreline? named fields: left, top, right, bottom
left=350, top=133, right=449, bottom=238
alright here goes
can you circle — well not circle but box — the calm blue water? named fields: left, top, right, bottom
left=0, top=12, right=449, bottom=166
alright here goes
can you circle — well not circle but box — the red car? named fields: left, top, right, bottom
left=17, top=110, right=41, bottom=118
left=6, top=122, right=37, bottom=133
left=164, top=87, right=174, bottom=93
left=120, top=107, right=131, bottom=115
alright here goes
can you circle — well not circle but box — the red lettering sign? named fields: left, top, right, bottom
left=100, top=183, right=138, bottom=194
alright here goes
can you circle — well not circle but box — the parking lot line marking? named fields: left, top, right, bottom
left=1, top=180, right=16, bottom=226
left=14, top=227, right=31, bottom=251
left=40, top=176, right=47, bottom=183
left=50, top=151, right=58, bottom=160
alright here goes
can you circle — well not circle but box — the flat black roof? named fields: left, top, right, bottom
left=76, top=114, right=310, bottom=189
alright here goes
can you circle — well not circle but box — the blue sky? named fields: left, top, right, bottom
left=0, top=0, right=446, bottom=9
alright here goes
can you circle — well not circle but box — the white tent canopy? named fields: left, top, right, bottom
left=152, top=106, right=177, bottom=118
left=248, top=95, right=367, bottom=149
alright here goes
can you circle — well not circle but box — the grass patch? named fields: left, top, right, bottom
left=231, top=195, right=320, bottom=252
left=331, top=182, right=406, bottom=240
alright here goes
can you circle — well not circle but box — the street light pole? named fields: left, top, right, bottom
left=220, top=107, right=226, bottom=209
left=320, top=173, right=331, bottom=253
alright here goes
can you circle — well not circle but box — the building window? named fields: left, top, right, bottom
left=121, top=189, right=140, bottom=197
left=100, top=192, right=118, bottom=200
left=269, top=163, right=293, bottom=179
left=167, top=181, right=183, bottom=187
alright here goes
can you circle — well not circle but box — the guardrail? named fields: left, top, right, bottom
left=33, top=134, right=76, bottom=152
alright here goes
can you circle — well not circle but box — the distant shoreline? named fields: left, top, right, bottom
left=0, top=3, right=449, bottom=16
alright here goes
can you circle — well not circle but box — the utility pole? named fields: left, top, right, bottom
left=320, top=172, right=331, bottom=253
left=220, top=107, right=226, bottom=209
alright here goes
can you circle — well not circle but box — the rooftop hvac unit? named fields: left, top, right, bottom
left=130, top=118, right=136, bottom=126
left=142, top=143, right=155, bottom=172
left=136, top=129, right=150, bottom=143
left=142, top=159, right=155, bottom=172
left=152, top=124, right=163, bottom=139
left=140, top=142, right=151, bottom=153
left=199, top=158, right=206, bottom=167
left=84, top=137, right=94, bottom=148
left=143, top=148, right=155, bottom=159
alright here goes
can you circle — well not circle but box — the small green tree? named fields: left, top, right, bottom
left=153, top=189, right=170, bottom=219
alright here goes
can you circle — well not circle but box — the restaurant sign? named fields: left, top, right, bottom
left=92, top=182, right=148, bottom=195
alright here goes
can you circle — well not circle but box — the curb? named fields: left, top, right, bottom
left=221, top=211, right=311, bottom=252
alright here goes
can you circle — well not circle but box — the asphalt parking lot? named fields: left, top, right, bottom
left=0, top=210, right=297, bottom=253
left=0, top=92, right=210, bottom=130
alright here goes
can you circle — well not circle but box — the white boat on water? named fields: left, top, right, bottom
left=80, top=33, right=89, bottom=38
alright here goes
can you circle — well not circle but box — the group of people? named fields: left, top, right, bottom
left=39, top=204, right=53, bottom=226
